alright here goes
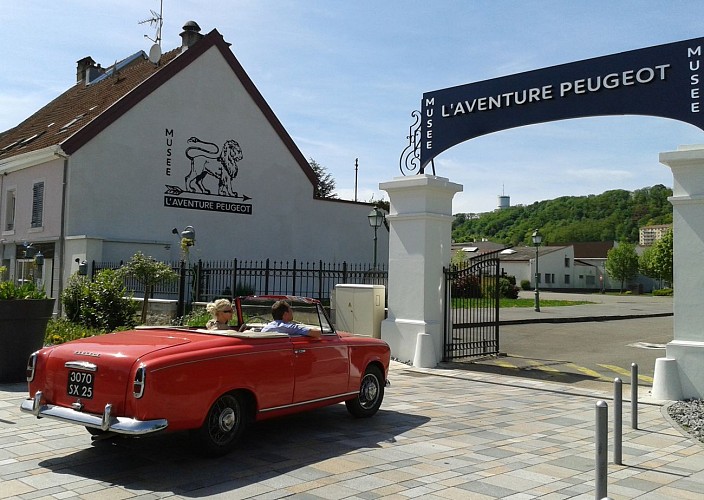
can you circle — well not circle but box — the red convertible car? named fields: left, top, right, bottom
left=21, top=296, right=390, bottom=455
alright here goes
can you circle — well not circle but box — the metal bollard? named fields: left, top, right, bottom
left=613, top=378, right=622, bottom=465
left=596, top=400, right=608, bottom=500
left=631, top=363, right=638, bottom=430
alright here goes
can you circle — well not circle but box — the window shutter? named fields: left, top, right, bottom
left=4, top=190, right=15, bottom=231
left=31, top=182, right=44, bottom=228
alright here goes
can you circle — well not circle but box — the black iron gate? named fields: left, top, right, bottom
left=443, top=249, right=502, bottom=361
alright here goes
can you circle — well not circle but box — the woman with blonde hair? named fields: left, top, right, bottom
left=205, top=298, right=234, bottom=330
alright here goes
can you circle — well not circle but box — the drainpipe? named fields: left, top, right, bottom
left=55, top=147, right=69, bottom=316
left=0, top=172, right=4, bottom=269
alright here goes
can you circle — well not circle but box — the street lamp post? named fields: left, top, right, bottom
left=367, top=207, right=384, bottom=269
left=532, top=229, right=542, bottom=312
left=172, top=226, right=196, bottom=318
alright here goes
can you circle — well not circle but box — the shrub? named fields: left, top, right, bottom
left=451, top=273, right=482, bottom=298
left=45, top=318, right=102, bottom=345
left=520, top=279, right=531, bottom=291
left=62, top=269, right=138, bottom=331
left=653, top=288, right=673, bottom=296
left=178, top=307, right=211, bottom=327
left=499, top=276, right=520, bottom=299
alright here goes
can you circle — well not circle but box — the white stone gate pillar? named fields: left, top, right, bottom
left=653, top=145, right=704, bottom=399
left=379, top=175, right=462, bottom=367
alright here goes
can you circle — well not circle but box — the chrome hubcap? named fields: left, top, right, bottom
left=360, top=375, right=379, bottom=409
left=219, top=407, right=236, bottom=432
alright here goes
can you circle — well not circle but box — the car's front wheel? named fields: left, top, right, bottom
left=345, top=365, right=384, bottom=418
left=194, top=392, right=247, bottom=456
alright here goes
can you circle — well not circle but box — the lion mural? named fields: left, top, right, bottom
left=184, top=137, right=243, bottom=196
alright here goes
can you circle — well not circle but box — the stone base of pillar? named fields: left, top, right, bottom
left=381, top=318, right=441, bottom=366
left=651, top=357, right=683, bottom=400
left=413, top=333, right=437, bottom=368
left=653, top=340, right=704, bottom=399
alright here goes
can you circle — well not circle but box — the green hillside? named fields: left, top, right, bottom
left=452, top=185, right=673, bottom=245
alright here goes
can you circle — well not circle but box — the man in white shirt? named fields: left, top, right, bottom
left=261, top=300, right=322, bottom=338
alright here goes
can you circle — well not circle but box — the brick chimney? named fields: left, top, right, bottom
left=76, top=56, right=104, bottom=84
left=76, top=57, right=96, bottom=83
left=180, top=21, right=203, bottom=52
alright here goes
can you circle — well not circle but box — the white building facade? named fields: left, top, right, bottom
left=0, top=23, right=387, bottom=307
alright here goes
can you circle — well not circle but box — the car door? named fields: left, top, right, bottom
left=291, top=334, right=349, bottom=403
left=291, top=304, right=350, bottom=402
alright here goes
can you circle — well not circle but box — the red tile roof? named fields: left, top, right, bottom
left=0, top=29, right=317, bottom=186
left=0, top=48, right=179, bottom=161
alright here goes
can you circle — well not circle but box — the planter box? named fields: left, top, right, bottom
left=0, top=299, right=55, bottom=383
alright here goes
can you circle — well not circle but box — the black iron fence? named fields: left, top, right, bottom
left=443, top=249, right=501, bottom=361
left=93, top=258, right=387, bottom=312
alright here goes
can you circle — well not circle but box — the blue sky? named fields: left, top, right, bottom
left=3, top=1, right=704, bottom=213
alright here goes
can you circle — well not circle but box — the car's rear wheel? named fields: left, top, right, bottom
left=345, top=365, right=384, bottom=418
left=194, top=392, right=247, bottom=456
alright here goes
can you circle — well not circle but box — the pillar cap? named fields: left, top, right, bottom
left=380, top=174, right=462, bottom=193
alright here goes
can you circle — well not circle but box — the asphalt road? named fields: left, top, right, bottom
left=443, top=315, right=673, bottom=391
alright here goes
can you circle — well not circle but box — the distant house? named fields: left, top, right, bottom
left=453, top=240, right=619, bottom=291
left=499, top=245, right=585, bottom=290
left=0, top=22, right=387, bottom=305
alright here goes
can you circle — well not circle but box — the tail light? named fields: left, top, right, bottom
left=133, top=365, right=147, bottom=398
left=26, top=352, right=38, bottom=382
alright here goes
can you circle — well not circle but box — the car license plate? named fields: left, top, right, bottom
left=67, top=370, right=94, bottom=399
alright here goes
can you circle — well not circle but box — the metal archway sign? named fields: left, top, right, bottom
left=419, top=37, right=704, bottom=171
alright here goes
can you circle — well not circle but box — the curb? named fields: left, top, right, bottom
left=499, top=312, right=673, bottom=325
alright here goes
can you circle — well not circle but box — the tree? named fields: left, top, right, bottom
left=640, top=228, right=673, bottom=288
left=118, top=252, right=178, bottom=323
left=450, top=185, right=673, bottom=245
left=309, top=158, right=337, bottom=198
left=605, top=242, right=639, bottom=292
left=639, top=246, right=657, bottom=283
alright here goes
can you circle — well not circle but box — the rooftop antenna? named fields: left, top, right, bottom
left=139, top=0, right=164, bottom=64
left=354, top=158, right=359, bottom=202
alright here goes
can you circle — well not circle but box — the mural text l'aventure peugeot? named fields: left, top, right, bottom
left=164, top=130, right=253, bottom=215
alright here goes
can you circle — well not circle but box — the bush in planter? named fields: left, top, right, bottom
left=0, top=274, right=54, bottom=382
left=0, top=279, right=48, bottom=299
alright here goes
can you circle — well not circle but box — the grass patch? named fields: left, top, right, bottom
left=451, top=298, right=592, bottom=308
left=500, top=298, right=592, bottom=308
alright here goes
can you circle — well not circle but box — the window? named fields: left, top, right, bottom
left=31, top=182, right=44, bottom=228
left=565, top=274, right=570, bottom=285
left=564, top=257, right=570, bottom=267
left=4, top=189, right=15, bottom=231
left=544, top=273, right=555, bottom=284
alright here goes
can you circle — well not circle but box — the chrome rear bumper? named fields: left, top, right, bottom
left=20, top=391, right=168, bottom=435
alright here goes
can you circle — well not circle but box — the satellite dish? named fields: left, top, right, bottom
left=148, top=43, right=162, bottom=64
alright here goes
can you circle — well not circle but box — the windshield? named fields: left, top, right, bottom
left=237, top=297, right=335, bottom=334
